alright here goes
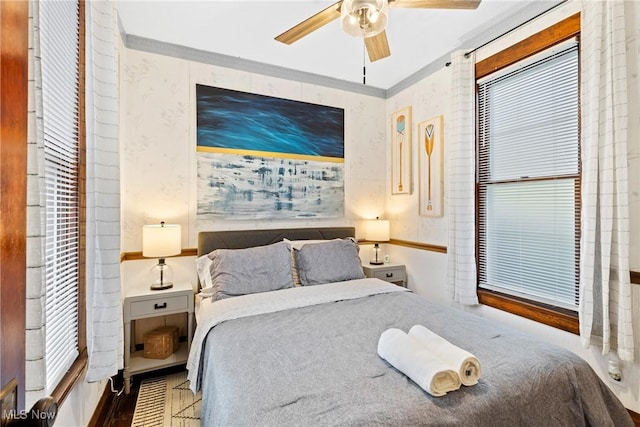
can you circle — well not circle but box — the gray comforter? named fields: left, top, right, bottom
left=190, top=280, right=632, bottom=426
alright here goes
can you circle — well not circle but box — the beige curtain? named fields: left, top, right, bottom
left=85, top=0, right=123, bottom=382
left=579, top=0, right=634, bottom=362
left=446, top=51, right=478, bottom=306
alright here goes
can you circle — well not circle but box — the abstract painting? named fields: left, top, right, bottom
left=418, top=115, right=444, bottom=216
left=391, top=106, right=412, bottom=194
left=196, top=84, right=345, bottom=219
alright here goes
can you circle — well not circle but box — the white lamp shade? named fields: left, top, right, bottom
left=142, top=223, right=182, bottom=258
left=365, top=219, right=390, bottom=242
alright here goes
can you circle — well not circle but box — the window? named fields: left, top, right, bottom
left=40, top=0, right=86, bottom=397
left=475, top=15, right=581, bottom=332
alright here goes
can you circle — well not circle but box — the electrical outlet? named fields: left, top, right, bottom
left=608, top=359, right=622, bottom=382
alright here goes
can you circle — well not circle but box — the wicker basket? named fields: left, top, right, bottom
left=143, top=326, right=179, bottom=359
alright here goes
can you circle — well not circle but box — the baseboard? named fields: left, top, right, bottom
left=629, top=408, right=640, bottom=427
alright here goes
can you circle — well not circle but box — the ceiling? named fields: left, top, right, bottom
left=117, top=0, right=560, bottom=91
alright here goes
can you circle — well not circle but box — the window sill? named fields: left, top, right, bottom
left=50, top=350, right=88, bottom=407
left=477, top=289, right=579, bottom=334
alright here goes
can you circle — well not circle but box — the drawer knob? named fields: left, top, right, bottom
left=154, top=302, right=167, bottom=310
left=386, top=273, right=394, bottom=278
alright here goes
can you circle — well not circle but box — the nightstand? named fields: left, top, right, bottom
left=123, top=282, right=194, bottom=394
left=362, top=262, right=407, bottom=287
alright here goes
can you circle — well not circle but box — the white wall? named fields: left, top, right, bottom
left=385, top=66, right=450, bottom=247
left=385, top=0, right=640, bottom=413
left=117, top=46, right=389, bottom=338
left=116, top=45, right=393, bottom=336
left=119, top=49, right=387, bottom=253
left=54, top=379, right=107, bottom=427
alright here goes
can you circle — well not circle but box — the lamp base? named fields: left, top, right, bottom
left=369, top=242, right=384, bottom=265
left=149, top=259, right=174, bottom=291
left=150, top=282, right=173, bottom=291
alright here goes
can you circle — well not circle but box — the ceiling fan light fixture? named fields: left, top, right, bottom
left=340, top=0, right=388, bottom=38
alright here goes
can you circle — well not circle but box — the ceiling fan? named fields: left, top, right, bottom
left=275, top=0, right=481, bottom=62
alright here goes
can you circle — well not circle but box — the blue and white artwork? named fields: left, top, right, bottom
left=196, top=85, right=345, bottom=219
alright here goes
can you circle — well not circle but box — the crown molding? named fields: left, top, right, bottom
left=119, top=1, right=565, bottom=100
left=386, top=0, right=566, bottom=97
left=123, top=34, right=387, bottom=99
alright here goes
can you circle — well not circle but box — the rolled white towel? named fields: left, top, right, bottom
left=377, top=328, right=461, bottom=397
left=408, top=325, right=481, bottom=386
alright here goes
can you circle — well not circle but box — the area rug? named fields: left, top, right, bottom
left=131, top=371, right=201, bottom=427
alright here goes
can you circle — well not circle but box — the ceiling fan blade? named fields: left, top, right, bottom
left=365, top=31, right=391, bottom=62
left=275, top=1, right=343, bottom=45
left=390, top=0, right=481, bottom=9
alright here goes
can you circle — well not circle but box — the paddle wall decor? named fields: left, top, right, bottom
left=418, top=115, right=444, bottom=217
left=391, top=106, right=412, bottom=195
left=195, top=84, right=345, bottom=219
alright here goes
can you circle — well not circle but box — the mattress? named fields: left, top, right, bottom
left=187, top=279, right=633, bottom=426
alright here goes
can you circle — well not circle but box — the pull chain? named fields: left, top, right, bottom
left=363, top=43, right=367, bottom=85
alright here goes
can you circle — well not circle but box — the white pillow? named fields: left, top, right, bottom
left=196, top=254, right=214, bottom=289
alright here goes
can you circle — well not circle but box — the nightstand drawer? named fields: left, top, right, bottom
left=372, top=270, right=406, bottom=283
left=130, top=295, right=189, bottom=318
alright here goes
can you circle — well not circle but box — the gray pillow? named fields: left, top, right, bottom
left=283, top=238, right=358, bottom=286
left=295, top=239, right=365, bottom=286
left=208, top=241, right=293, bottom=300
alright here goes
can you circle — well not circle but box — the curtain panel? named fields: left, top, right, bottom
left=85, top=0, right=123, bottom=382
left=579, top=0, right=634, bottom=362
left=25, top=1, right=123, bottom=403
left=446, top=50, right=479, bottom=306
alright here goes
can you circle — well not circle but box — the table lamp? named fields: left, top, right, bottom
left=142, top=221, right=181, bottom=290
left=365, top=217, right=390, bottom=265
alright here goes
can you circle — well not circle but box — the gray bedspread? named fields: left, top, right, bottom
left=194, top=281, right=632, bottom=426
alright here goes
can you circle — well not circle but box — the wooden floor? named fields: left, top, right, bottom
left=99, top=365, right=187, bottom=427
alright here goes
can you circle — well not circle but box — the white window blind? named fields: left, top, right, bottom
left=40, top=0, right=81, bottom=392
left=477, top=39, right=580, bottom=311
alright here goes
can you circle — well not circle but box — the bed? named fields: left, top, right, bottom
left=186, top=227, right=633, bottom=426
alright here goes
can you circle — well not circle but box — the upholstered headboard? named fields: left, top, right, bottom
left=197, top=227, right=356, bottom=257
